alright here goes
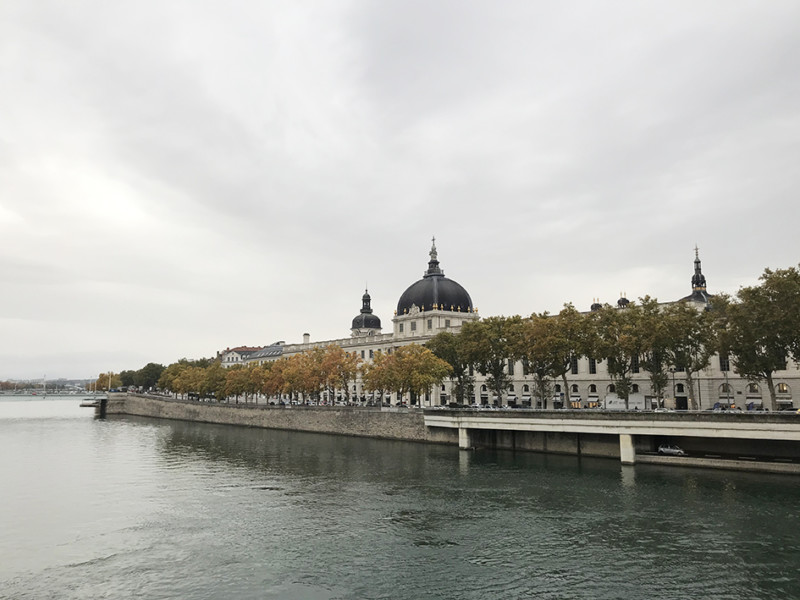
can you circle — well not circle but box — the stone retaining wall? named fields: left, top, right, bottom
left=108, top=394, right=431, bottom=442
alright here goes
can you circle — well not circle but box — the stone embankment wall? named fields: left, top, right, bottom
left=107, top=394, right=447, bottom=444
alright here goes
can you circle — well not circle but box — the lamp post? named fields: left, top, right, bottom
left=669, top=367, right=676, bottom=409
left=722, top=368, right=731, bottom=408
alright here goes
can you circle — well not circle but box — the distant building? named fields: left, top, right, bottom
left=217, top=346, right=263, bottom=367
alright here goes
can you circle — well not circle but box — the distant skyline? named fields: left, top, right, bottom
left=2, top=1, right=799, bottom=380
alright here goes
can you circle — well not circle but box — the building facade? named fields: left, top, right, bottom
left=219, top=242, right=797, bottom=410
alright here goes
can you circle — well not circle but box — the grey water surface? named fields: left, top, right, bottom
left=1, top=397, right=798, bottom=599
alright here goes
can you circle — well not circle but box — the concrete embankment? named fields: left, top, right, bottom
left=106, top=394, right=800, bottom=474
left=107, top=393, right=457, bottom=445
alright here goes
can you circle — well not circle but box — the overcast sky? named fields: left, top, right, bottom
left=2, top=1, right=799, bottom=380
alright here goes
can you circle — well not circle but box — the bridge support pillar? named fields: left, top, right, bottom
left=619, top=434, right=636, bottom=464
left=459, top=428, right=473, bottom=450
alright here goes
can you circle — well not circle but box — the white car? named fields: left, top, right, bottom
left=658, top=444, right=687, bottom=456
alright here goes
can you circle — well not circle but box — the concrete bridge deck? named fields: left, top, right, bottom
left=422, top=409, right=800, bottom=467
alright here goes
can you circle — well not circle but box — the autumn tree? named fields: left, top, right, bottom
left=261, top=360, right=286, bottom=400
left=93, top=372, right=122, bottom=391
left=362, top=350, right=396, bottom=402
left=173, top=366, right=205, bottom=399
left=363, top=345, right=450, bottom=405
left=396, top=344, right=452, bottom=405
left=202, top=361, right=228, bottom=401
left=320, top=345, right=361, bottom=403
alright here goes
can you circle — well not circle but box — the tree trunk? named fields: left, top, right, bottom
left=561, top=373, right=571, bottom=409
left=765, top=373, right=778, bottom=412
left=686, top=373, right=697, bottom=411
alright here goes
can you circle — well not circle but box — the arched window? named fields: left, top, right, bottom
left=554, top=384, right=562, bottom=393
left=589, top=384, right=597, bottom=393
left=777, top=383, right=791, bottom=395
left=719, top=383, right=733, bottom=395
left=571, top=384, right=579, bottom=393
left=523, top=384, right=530, bottom=393
left=481, top=385, right=487, bottom=392
left=632, top=384, right=639, bottom=393
left=441, top=384, right=446, bottom=391
left=508, top=385, right=515, bottom=392
left=608, top=384, right=616, bottom=393
left=747, top=383, right=761, bottom=395
left=676, top=384, right=685, bottom=393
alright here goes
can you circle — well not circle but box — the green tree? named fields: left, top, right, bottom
left=637, top=297, right=671, bottom=408
left=719, top=282, right=790, bottom=411
left=756, top=265, right=800, bottom=362
left=134, top=363, right=165, bottom=390
left=425, top=331, right=474, bottom=404
left=515, top=306, right=586, bottom=409
left=119, top=370, right=136, bottom=387
left=589, top=303, right=648, bottom=409
left=662, top=301, right=718, bottom=410
left=460, top=316, right=522, bottom=406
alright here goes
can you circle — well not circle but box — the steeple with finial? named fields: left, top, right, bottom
left=691, top=245, right=707, bottom=292
left=351, top=286, right=381, bottom=335
left=425, top=236, right=443, bottom=277
left=680, top=245, right=713, bottom=305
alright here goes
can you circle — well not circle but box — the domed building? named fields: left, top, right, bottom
left=234, top=238, right=478, bottom=403
left=393, top=239, right=479, bottom=339
left=227, top=244, right=797, bottom=411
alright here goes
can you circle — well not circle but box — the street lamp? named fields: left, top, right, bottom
left=669, top=367, right=676, bottom=409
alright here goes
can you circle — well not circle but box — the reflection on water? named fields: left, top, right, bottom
left=1, top=401, right=799, bottom=599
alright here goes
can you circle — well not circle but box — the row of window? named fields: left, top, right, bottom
left=511, top=358, right=598, bottom=376
left=398, top=319, right=453, bottom=333
left=455, top=382, right=793, bottom=397
left=507, top=356, right=794, bottom=377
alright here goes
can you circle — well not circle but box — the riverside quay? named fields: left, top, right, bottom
left=107, top=394, right=800, bottom=475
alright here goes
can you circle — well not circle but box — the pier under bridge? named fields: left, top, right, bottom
left=423, top=409, right=800, bottom=473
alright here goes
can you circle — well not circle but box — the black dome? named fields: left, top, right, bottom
left=352, top=313, right=382, bottom=329
left=352, top=289, right=381, bottom=330
left=396, top=241, right=473, bottom=314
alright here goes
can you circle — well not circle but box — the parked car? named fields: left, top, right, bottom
left=658, top=444, right=687, bottom=456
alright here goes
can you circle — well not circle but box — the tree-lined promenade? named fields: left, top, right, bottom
left=92, top=264, right=800, bottom=411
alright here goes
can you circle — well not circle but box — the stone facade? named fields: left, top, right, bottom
left=220, top=244, right=798, bottom=410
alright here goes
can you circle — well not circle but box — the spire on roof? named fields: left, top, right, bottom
left=692, top=245, right=707, bottom=291
left=425, top=236, right=443, bottom=277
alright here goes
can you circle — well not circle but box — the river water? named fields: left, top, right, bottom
left=1, top=397, right=798, bottom=600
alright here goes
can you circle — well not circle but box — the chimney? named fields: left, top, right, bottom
left=303, top=333, right=310, bottom=344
